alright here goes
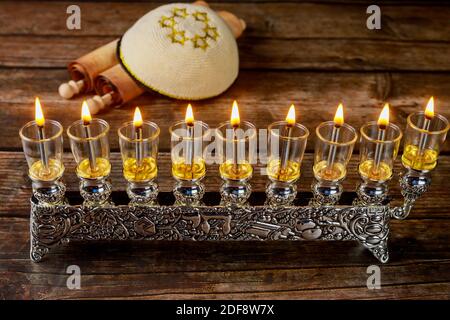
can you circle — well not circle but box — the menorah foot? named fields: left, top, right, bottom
left=342, top=205, right=390, bottom=263
left=366, top=240, right=390, bottom=263
left=30, top=241, right=49, bottom=263
left=30, top=237, right=67, bottom=263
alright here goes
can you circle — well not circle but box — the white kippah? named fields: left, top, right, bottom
left=119, top=3, right=239, bottom=100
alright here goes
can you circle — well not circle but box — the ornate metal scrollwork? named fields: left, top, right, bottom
left=310, top=181, right=343, bottom=206
left=340, top=207, right=390, bottom=263
left=265, top=182, right=297, bottom=207
left=30, top=196, right=390, bottom=264
left=79, top=177, right=113, bottom=208
left=391, top=171, right=431, bottom=220
left=31, top=179, right=67, bottom=205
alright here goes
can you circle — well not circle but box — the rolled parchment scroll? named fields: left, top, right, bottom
left=87, top=65, right=145, bottom=114
left=58, top=40, right=119, bottom=99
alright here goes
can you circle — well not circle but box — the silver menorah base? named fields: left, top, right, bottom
left=29, top=169, right=431, bottom=264
left=31, top=199, right=391, bottom=263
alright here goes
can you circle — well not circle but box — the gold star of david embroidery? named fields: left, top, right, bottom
left=159, top=15, right=176, bottom=28
left=204, top=25, right=219, bottom=41
left=192, top=11, right=209, bottom=22
left=169, top=30, right=188, bottom=45
left=191, top=34, right=209, bottom=50
left=172, top=7, right=188, bottom=18
left=158, top=7, right=220, bottom=51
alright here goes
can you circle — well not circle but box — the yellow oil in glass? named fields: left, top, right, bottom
left=219, top=160, right=253, bottom=180
left=401, top=144, right=438, bottom=171
left=172, top=158, right=206, bottom=180
left=123, top=157, right=157, bottom=182
left=76, top=157, right=111, bottom=179
left=358, top=159, right=392, bottom=182
left=29, top=159, right=64, bottom=181
left=313, top=160, right=346, bottom=182
left=266, top=159, right=300, bottom=182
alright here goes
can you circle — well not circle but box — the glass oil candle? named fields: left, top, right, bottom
left=356, top=121, right=402, bottom=205
left=67, top=114, right=112, bottom=208
left=217, top=121, right=256, bottom=182
left=216, top=120, right=257, bottom=206
left=118, top=119, right=160, bottom=205
left=171, top=123, right=207, bottom=182
left=67, top=118, right=111, bottom=178
left=170, top=119, right=209, bottom=206
left=266, top=120, right=309, bottom=206
left=396, top=99, right=449, bottom=219
left=311, top=121, right=357, bottom=205
left=20, top=119, right=66, bottom=204
left=401, top=111, right=448, bottom=172
left=359, top=122, right=402, bottom=183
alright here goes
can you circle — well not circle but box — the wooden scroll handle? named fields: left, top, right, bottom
left=85, top=93, right=115, bottom=115
left=218, top=10, right=246, bottom=39
left=58, top=40, right=119, bottom=99
left=58, top=80, right=85, bottom=99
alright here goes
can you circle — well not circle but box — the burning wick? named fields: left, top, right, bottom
left=133, top=107, right=144, bottom=167
left=418, top=97, right=434, bottom=155
left=279, top=104, right=296, bottom=179
left=81, top=101, right=97, bottom=172
left=230, top=100, right=241, bottom=173
left=185, top=104, right=195, bottom=179
left=373, top=103, right=390, bottom=174
left=35, top=97, right=49, bottom=173
left=326, top=103, right=344, bottom=174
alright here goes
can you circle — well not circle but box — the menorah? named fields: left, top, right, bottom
left=21, top=99, right=449, bottom=263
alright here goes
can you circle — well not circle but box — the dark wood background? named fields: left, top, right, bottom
left=0, top=0, right=449, bottom=299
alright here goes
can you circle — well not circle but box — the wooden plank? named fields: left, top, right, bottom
left=1, top=152, right=450, bottom=218
left=2, top=35, right=450, bottom=71
left=1, top=0, right=449, bottom=302
left=0, top=217, right=449, bottom=299
left=1, top=2, right=450, bottom=41
left=1, top=69, right=450, bottom=152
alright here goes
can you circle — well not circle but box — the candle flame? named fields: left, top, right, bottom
left=35, top=97, right=45, bottom=127
left=230, top=100, right=240, bottom=127
left=334, top=103, right=344, bottom=127
left=285, top=104, right=296, bottom=126
left=133, top=107, right=143, bottom=128
left=377, top=103, right=390, bottom=128
left=81, top=100, right=92, bottom=125
left=185, top=104, right=194, bottom=126
left=425, top=96, right=434, bottom=119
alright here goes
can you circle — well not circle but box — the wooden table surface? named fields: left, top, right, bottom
left=1, top=0, right=450, bottom=299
